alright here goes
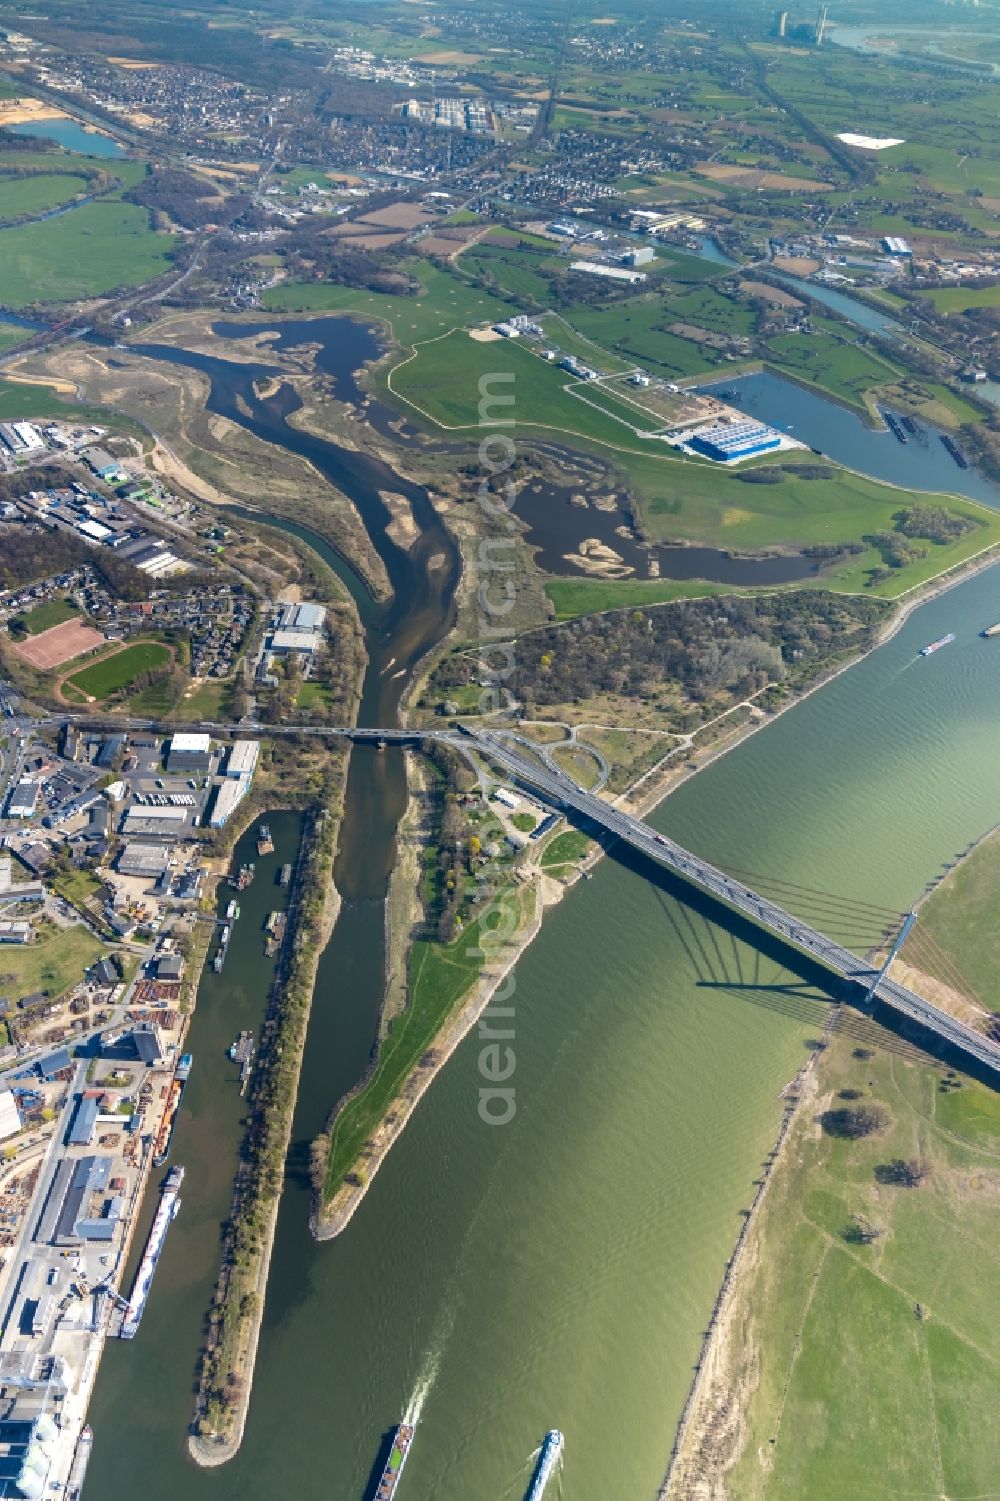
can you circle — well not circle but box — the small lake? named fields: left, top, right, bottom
left=9, top=118, right=126, bottom=157
left=698, top=370, right=1000, bottom=507
left=513, top=475, right=820, bottom=585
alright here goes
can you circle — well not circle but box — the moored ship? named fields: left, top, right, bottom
left=152, top=1054, right=192, bottom=1167
left=66, top=1423, right=92, bottom=1500
left=525, top=1430, right=564, bottom=1501
left=375, top=1422, right=416, bottom=1500
left=257, top=822, right=274, bottom=856
left=264, top=910, right=287, bottom=956
left=119, top=1167, right=184, bottom=1338
left=279, top=862, right=292, bottom=887
left=920, top=632, right=956, bottom=657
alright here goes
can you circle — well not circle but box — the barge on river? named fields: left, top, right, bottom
left=525, top=1430, right=564, bottom=1501
left=152, top=1054, right=192, bottom=1167
left=119, top=1167, right=184, bottom=1339
left=920, top=632, right=956, bottom=657
left=374, top=1422, right=416, bottom=1500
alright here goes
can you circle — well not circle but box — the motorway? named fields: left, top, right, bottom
left=469, top=731, right=1000, bottom=1079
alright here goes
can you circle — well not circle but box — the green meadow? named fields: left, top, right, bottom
left=725, top=1028, right=1000, bottom=1500
left=66, top=640, right=171, bottom=699
left=0, top=201, right=176, bottom=307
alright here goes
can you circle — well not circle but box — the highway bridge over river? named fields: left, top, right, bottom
left=19, top=705, right=1000, bottom=1077
left=461, top=729, right=1000, bottom=1080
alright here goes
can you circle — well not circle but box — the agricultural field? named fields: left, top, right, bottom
left=764, top=327, right=900, bottom=412
left=0, top=201, right=176, bottom=307
left=921, top=283, right=1000, bottom=315
left=718, top=1028, right=1000, bottom=1501
left=64, top=639, right=172, bottom=700
left=568, top=297, right=727, bottom=378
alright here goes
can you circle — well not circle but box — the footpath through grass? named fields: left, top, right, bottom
left=720, top=1028, right=1000, bottom=1500
left=324, top=892, right=528, bottom=1198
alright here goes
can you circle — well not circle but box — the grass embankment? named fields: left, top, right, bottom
left=65, top=639, right=171, bottom=699
left=681, top=1028, right=1000, bottom=1500
left=0, top=172, right=92, bottom=222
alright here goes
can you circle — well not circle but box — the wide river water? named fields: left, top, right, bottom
left=84, top=317, right=1000, bottom=1500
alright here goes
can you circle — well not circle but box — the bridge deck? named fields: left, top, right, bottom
left=472, top=732, right=1000, bottom=1078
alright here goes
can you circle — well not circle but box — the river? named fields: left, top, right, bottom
left=83, top=317, right=1000, bottom=1501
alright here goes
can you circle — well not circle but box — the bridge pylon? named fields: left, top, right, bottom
left=865, top=909, right=917, bottom=1006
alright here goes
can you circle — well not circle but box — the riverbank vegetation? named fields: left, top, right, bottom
left=423, top=590, right=893, bottom=737
left=315, top=742, right=531, bottom=1211
left=669, top=1027, right=1000, bottom=1499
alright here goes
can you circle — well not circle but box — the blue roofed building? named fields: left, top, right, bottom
left=688, top=421, right=783, bottom=463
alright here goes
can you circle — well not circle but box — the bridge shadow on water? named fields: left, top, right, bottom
left=599, top=835, right=1000, bottom=1090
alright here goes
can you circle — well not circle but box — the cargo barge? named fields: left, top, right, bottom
left=525, top=1430, right=564, bottom=1501
left=882, top=410, right=908, bottom=443
left=264, top=910, right=287, bottom=957
left=66, top=1424, right=92, bottom=1500
left=279, top=863, right=292, bottom=887
left=375, top=1422, right=416, bottom=1500
left=920, top=632, right=956, bottom=657
left=940, top=433, right=969, bottom=468
left=152, top=1054, right=192, bottom=1167
left=257, top=822, right=273, bottom=857
left=981, top=622, right=1000, bottom=638
left=119, top=1167, right=184, bottom=1338
left=212, top=923, right=231, bottom=973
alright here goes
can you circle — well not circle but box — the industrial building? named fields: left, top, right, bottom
left=269, top=628, right=322, bottom=656
left=0, top=1410, right=61, bottom=1499
left=36, top=1155, right=120, bottom=1247
left=569, top=261, right=647, bottom=285
left=209, top=778, right=250, bottom=828
left=0, top=1091, right=20, bottom=1142
left=66, top=1096, right=99, bottom=1149
left=0, top=924, right=31, bottom=946
left=4, top=782, right=38, bottom=820
left=120, top=806, right=188, bottom=837
left=688, top=420, right=784, bottom=463
left=277, top=601, right=326, bottom=634
left=166, top=732, right=213, bottom=773
left=116, top=843, right=170, bottom=878
left=622, top=246, right=655, bottom=267
left=225, top=740, right=259, bottom=781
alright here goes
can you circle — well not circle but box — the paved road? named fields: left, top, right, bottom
left=470, top=731, right=1000, bottom=1078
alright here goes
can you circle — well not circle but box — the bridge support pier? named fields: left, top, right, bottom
left=865, top=910, right=917, bottom=1006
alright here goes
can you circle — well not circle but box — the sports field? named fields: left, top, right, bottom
left=13, top=617, right=104, bottom=669
left=65, top=639, right=171, bottom=699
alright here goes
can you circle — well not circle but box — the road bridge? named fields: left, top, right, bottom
left=465, top=730, right=1000, bottom=1079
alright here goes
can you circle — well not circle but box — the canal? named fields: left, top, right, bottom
left=84, top=319, right=1000, bottom=1501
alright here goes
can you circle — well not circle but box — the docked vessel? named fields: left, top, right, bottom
left=920, top=632, right=956, bottom=657
left=152, top=1054, right=192, bottom=1167
left=229, top=1031, right=255, bottom=1094
left=119, top=1167, right=184, bottom=1338
left=981, top=622, right=1000, bottom=638
left=279, top=862, right=292, bottom=887
left=230, top=861, right=256, bottom=891
left=225, top=899, right=240, bottom=922
left=213, top=922, right=231, bottom=973
left=940, top=433, right=969, bottom=469
left=525, top=1430, right=564, bottom=1501
left=66, top=1424, right=92, bottom=1500
left=264, top=909, right=287, bottom=956
left=257, top=822, right=274, bottom=857
left=375, top=1422, right=416, bottom=1500
left=882, top=410, right=908, bottom=444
